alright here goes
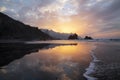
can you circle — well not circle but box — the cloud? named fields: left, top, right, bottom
left=0, top=6, right=7, bottom=12
left=0, top=0, right=120, bottom=38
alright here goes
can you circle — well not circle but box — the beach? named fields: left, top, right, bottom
left=85, top=41, right=120, bottom=80
left=0, top=40, right=120, bottom=80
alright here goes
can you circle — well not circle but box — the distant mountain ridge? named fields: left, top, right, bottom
left=0, top=12, right=53, bottom=40
left=41, top=29, right=82, bottom=40
left=0, top=12, right=82, bottom=40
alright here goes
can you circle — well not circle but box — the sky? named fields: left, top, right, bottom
left=0, top=0, right=120, bottom=38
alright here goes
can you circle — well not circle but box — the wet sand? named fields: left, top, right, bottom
left=0, top=41, right=120, bottom=80
left=88, top=42, right=120, bottom=80
left=0, top=41, right=94, bottom=80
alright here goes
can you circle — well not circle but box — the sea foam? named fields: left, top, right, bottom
left=83, top=45, right=98, bottom=80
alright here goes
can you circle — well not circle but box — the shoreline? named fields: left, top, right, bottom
left=0, top=41, right=120, bottom=80
left=84, top=42, right=120, bottom=80
left=83, top=45, right=98, bottom=80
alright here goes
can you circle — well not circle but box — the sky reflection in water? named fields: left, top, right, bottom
left=0, top=41, right=95, bottom=80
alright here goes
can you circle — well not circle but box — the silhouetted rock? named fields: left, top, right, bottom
left=0, top=12, right=53, bottom=40
left=41, top=29, right=82, bottom=40
left=68, top=33, right=78, bottom=39
left=84, top=36, right=93, bottom=40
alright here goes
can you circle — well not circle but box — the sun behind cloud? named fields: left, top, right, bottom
left=0, top=0, right=120, bottom=38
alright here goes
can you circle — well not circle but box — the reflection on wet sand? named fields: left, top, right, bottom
left=0, top=42, right=95, bottom=80
left=0, top=43, right=77, bottom=67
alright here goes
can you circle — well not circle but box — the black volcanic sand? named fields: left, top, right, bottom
left=92, top=42, right=120, bottom=80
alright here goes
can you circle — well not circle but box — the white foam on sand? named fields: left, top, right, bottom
left=83, top=45, right=99, bottom=80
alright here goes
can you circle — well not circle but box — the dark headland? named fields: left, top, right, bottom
left=0, top=12, right=78, bottom=67
left=0, top=12, right=53, bottom=41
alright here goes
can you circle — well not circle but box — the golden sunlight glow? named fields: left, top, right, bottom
left=49, top=18, right=91, bottom=35
left=38, top=43, right=94, bottom=62
left=59, top=26, right=76, bottom=33
left=54, top=22, right=82, bottom=34
left=37, top=15, right=92, bottom=36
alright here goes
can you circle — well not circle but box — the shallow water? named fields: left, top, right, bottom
left=88, top=42, right=120, bottom=80
left=0, top=40, right=120, bottom=80
left=0, top=40, right=96, bottom=80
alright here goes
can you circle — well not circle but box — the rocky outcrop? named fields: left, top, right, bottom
left=84, top=36, right=93, bottom=40
left=68, top=33, right=78, bottom=39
